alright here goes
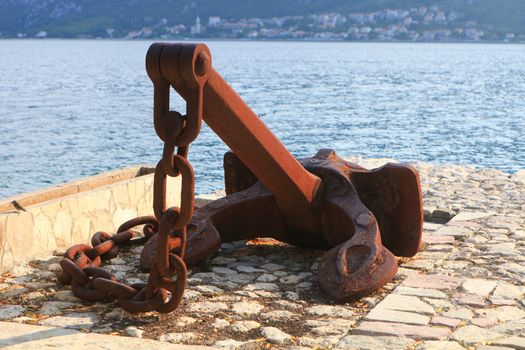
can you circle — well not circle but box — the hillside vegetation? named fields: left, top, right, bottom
left=0, top=0, right=523, bottom=40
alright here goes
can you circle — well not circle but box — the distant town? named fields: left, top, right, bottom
left=26, top=5, right=519, bottom=42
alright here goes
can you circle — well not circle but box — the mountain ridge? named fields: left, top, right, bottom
left=0, top=0, right=523, bottom=41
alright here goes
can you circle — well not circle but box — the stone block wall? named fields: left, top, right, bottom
left=0, top=165, right=181, bottom=272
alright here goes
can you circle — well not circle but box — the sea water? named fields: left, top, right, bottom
left=0, top=40, right=524, bottom=198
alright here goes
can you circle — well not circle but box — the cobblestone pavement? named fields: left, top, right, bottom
left=1, top=158, right=524, bottom=349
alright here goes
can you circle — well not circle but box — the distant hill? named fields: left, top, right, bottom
left=0, top=0, right=524, bottom=41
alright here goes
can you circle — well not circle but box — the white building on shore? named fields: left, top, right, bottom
left=191, top=16, right=202, bottom=35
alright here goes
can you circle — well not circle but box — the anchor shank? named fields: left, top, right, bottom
left=184, top=68, right=322, bottom=233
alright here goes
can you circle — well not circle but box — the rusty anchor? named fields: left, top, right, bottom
left=140, top=42, right=424, bottom=302
left=58, top=42, right=423, bottom=312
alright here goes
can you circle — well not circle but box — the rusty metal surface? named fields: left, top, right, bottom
left=186, top=149, right=422, bottom=301
left=58, top=42, right=423, bottom=313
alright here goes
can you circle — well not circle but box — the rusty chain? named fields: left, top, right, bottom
left=58, top=43, right=209, bottom=314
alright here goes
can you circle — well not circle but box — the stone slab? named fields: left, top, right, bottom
left=366, top=308, right=430, bottom=325
left=335, top=335, right=414, bottom=349
left=450, top=325, right=503, bottom=345
left=38, top=312, right=99, bottom=330
left=449, top=211, right=494, bottom=222
left=492, top=283, right=525, bottom=299
left=374, top=294, right=435, bottom=315
left=353, top=321, right=451, bottom=340
left=0, top=321, right=212, bottom=349
left=453, top=293, right=486, bottom=307
left=417, top=340, right=465, bottom=350
left=513, top=170, right=525, bottom=184
left=477, top=306, right=525, bottom=322
left=422, top=234, right=455, bottom=245
left=434, top=225, right=472, bottom=237
left=491, top=336, right=525, bottom=350
left=462, top=279, right=497, bottom=297
left=403, top=274, right=463, bottom=290
left=430, top=316, right=462, bottom=328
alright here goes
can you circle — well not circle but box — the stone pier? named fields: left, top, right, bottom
left=0, top=166, right=181, bottom=272
left=0, top=158, right=524, bottom=349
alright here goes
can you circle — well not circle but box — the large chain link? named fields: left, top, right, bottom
left=58, top=43, right=209, bottom=314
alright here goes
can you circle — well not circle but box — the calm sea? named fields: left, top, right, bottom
left=1, top=40, right=524, bottom=198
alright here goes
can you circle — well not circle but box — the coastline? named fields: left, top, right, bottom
left=1, top=156, right=523, bottom=207
left=1, top=37, right=524, bottom=45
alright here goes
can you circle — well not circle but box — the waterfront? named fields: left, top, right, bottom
left=0, top=40, right=524, bottom=198
left=1, top=158, right=525, bottom=348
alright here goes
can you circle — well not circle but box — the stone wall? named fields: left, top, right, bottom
left=0, top=165, right=181, bottom=272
